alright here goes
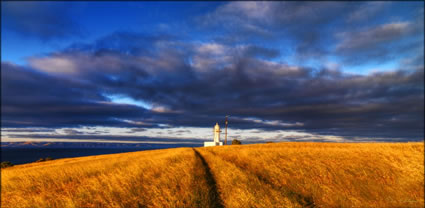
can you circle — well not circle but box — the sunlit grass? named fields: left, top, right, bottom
left=1, top=142, right=423, bottom=207
left=199, top=142, right=424, bottom=207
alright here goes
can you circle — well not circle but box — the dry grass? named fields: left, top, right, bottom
left=1, top=142, right=424, bottom=208
left=1, top=148, right=205, bottom=208
left=199, top=142, right=424, bottom=208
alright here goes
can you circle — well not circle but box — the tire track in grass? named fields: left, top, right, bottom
left=192, top=148, right=225, bottom=208
left=205, top=149, right=315, bottom=208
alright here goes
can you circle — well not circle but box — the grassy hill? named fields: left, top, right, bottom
left=1, top=142, right=424, bottom=208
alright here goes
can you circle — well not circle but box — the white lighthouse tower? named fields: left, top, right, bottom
left=204, top=123, right=223, bottom=147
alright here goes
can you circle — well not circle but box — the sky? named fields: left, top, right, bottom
left=1, top=1, right=424, bottom=145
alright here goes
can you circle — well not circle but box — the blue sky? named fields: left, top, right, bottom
left=1, top=1, right=424, bottom=144
left=2, top=2, right=222, bottom=64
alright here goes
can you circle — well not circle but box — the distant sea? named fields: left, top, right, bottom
left=1, top=142, right=200, bottom=165
left=2, top=148, right=148, bottom=165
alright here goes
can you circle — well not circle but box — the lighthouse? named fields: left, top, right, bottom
left=214, top=123, right=220, bottom=143
left=204, top=123, right=224, bottom=147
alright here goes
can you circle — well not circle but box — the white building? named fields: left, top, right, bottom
left=204, top=122, right=223, bottom=147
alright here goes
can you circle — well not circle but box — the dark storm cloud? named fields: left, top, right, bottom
left=1, top=62, right=151, bottom=128
left=2, top=2, right=83, bottom=40
left=2, top=29, right=420, bottom=141
left=2, top=7, right=424, bottom=142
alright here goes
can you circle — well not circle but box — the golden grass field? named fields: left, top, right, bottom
left=1, top=142, right=424, bottom=208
